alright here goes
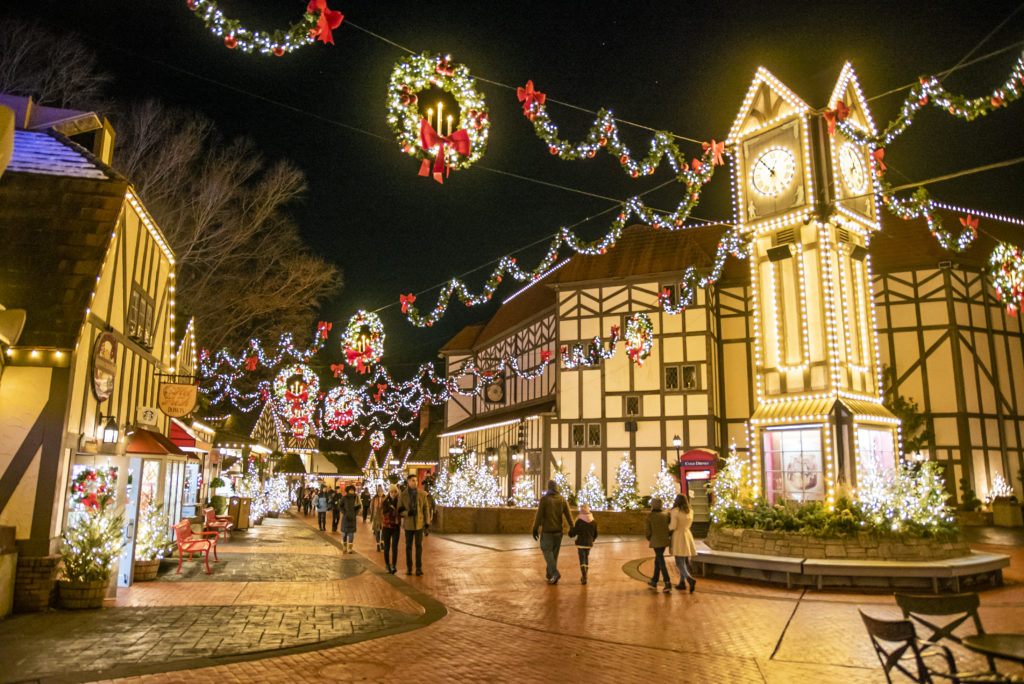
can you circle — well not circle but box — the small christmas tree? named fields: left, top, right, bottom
left=551, top=460, right=575, bottom=505
left=134, top=504, right=171, bottom=562
left=266, top=475, right=290, bottom=513
left=611, top=455, right=641, bottom=511
left=650, top=460, right=677, bottom=504
left=512, top=475, right=538, bottom=508
left=710, top=443, right=754, bottom=523
left=990, top=472, right=1014, bottom=500
left=437, top=459, right=505, bottom=507
left=577, top=464, right=606, bottom=511
left=61, top=509, right=125, bottom=583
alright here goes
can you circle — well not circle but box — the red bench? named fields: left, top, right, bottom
left=173, top=520, right=219, bottom=574
left=203, top=507, right=233, bottom=540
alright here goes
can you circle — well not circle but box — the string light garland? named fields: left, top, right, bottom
left=561, top=327, right=620, bottom=370
left=990, top=242, right=1024, bottom=316
left=387, top=53, right=489, bottom=183
left=186, top=0, right=343, bottom=55
left=624, top=313, right=654, bottom=366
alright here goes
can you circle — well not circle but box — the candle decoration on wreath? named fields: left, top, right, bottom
left=272, top=364, right=319, bottom=439
left=343, top=310, right=385, bottom=373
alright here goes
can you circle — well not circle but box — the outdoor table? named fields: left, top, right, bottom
left=962, top=634, right=1024, bottom=666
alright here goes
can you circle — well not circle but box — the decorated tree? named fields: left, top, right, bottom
left=61, top=469, right=125, bottom=584
left=434, top=460, right=504, bottom=508
left=551, top=460, right=575, bottom=505
left=511, top=475, right=538, bottom=508
left=577, top=464, right=607, bottom=511
left=858, top=461, right=955, bottom=532
left=650, top=460, right=678, bottom=504
left=265, top=475, right=290, bottom=514
left=611, top=455, right=642, bottom=511
left=710, top=446, right=755, bottom=523
left=134, top=504, right=171, bottom=562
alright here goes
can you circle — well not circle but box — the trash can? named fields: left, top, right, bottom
left=228, top=496, right=252, bottom=530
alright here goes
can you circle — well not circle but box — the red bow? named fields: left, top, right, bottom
left=400, top=293, right=416, bottom=313
left=824, top=101, right=850, bottom=135
left=691, top=158, right=703, bottom=172
left=244, top=356, right=258, bottom=371
left=330, top=363, right=345, bottom=378
left=517, top=80, right=546, bottom=120
left=702, top=139, right=725, bottom=166
left=346, top=348, right=368, bottom=373
left=318, top=321, right=332, bottom=339
left=540, top=350, right=552, bottom=364
left=374, top=384, right=388, bottom=401
left=959, top=214, right=978, bottom=236
left=286, top=389, right=309, bottom=406
left=306, top=0, right=343, bottom=45
left=610, top=325, right=620, bottom=338
left=418, top=119, right=471, bottom=183
left=872, top=148, right=886, bottom=173
left=83, top=492, right=100, bottom=511
left=260, top=389, right=270, bottom=402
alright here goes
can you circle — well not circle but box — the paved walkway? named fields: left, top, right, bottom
left=2, top=510, right=1023, bottom=683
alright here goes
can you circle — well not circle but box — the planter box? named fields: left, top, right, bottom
left=133, top=559, right=161, bottom=582
left=432, top=506, right=648, bottom=535
left=14, top=555, right=60, bottom=613
left=956, top=510, right=994, bottom=526
left=992, top=499, right=1023, bottom=527
left=57, top=579, right=107, bottom=610
left=706, top=526, right=970, bottom=561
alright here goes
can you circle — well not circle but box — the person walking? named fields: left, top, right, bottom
left=669, top=494, right=697, bottom=593
left=360, top=487, right=371, bottom=523
left=369, top=487, right=385, bottom=551
left=568, top=503, right=598, bottom=585
left=532, top=479, right=574, bottom=585
left=330, top=485, right=342, bottom=533
left=381, top=484, right=401, bottom=573
left=398, top=474, right=432, bottom=575
left=646, top=497, right=672, bottom=593
left=314, top=487, right=329, bottom=531
left=340, top=485, right=361, bottom=552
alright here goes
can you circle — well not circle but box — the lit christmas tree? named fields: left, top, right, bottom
left=577, top=464, right=607, bottom=511
left=551, top=459, right=575, bottom=504
left=266, top=475, right=290, bottom=514
left=134, top=504, right=171, bottom=562
left=611, top=454, right=641, bottom=511
left=710, top=443, right=754, bottom=523
left=61, top=508, right=125, bottom=583
left=650, top=460, right=678, bottom=504
left=511, top=475, right=538, bottom=508
left=990, top=472, right=1014, bottom=500
left=434, top=458, right=504, bottom=507
left=239, top=465, right=268, bottom=519
left=858, top=461, right=954, bottom=531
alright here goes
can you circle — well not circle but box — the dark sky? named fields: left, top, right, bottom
left=8, top=1, right=1024, bottom=371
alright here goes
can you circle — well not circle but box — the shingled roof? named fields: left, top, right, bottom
left=0, top=130, right=126, bottom=348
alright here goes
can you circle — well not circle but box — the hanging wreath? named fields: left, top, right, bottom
left=273, top=364, right=320, bottom=439
left=187, top=0, right=343, bottom=55
left=71, top=467, right=117, bottom=511
left=991, top=242, right=1024, bottom=317
left=369, top=430, right=386, bottom=451
left=624, top=313, right=654, bottom=366
left=343, top=310, right=385, bottom=373
left=386, top=52, right=489, bottom=183
left=322, top=384, right=362, bottom=432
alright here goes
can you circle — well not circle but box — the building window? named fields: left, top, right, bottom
left=763, top=428, right=823, bottom=504
left=681, top=364, right=698, bottom=390
left=127, top=285, right=155, bottom=349
left=571, top=423, right=585, bottom=448
left=624, top=395, right=641, bottom=416
left=587, top=423, right=602, bottom=447
left=857, top=428, right=896, bottom=476
left=664, top=365, right=680, bottom=390
left=659, top=283, right=678, bottom=308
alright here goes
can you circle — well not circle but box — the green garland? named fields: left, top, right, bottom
left=187, top=0, right=340, bottom=55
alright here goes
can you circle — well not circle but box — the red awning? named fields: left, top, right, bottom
left=127, top=428, right=188, bottom=457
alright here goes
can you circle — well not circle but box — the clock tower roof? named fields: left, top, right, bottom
left=727, top=67, right=811, bottom=145
left=827, top=62, right=878, bottom=136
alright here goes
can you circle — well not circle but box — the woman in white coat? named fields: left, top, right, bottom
left=669, top=494, right=697, bottom=593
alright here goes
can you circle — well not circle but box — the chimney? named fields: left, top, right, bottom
left=91, top=118, right=115, bottom=167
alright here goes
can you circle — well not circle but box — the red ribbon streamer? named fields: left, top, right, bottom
left=418, top=119, right=471, bottom=184
left=306, top=0, right=344, bottom=45
left=959, top=214, right=979, bottom=236
left=872, top=148, right=886, bottom=172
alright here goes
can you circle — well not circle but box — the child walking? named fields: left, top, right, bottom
left=669, top=494, right=697, bottom=593
left=568, top=504, right=598, bottom=584
left=645, top=497, right=672, bottom=592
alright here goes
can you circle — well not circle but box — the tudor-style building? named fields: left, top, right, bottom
left=438, top=65, right=1024, bottom=510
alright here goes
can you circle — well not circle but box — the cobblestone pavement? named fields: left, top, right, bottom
left=4, top=510, right=1024, bottom=683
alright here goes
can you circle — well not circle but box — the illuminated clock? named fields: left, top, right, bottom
left=751, top=147, right=797, bottom=197
left=485, top=378, right=505, bottom=403
left=838, top=143, right=866, bottom=194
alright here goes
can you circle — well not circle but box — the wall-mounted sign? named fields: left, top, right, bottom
left=158, top=383, right=198, bottom=418
left=137, top=406, right=159, bottom=428
left=91, top=332, right=118, bottom=402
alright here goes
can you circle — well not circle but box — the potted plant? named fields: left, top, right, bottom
left=58, top=507, right=124, bottom=609
left=133, top=504, right=171, bottom=581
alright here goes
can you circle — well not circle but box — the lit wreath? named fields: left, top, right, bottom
left=624, top=313, right=654, bottom=366
left=386, top=52, right=489, bottom=182
left=322, top=384, right=362, bottom=432
left=991, top=242, right=1024, bottom=316
left=343, top=310, right=385, bottom=373
left=71, top=467, right=117, bottom=511
left=369, top=430, right=386, bottom=451
left=187, top=0, right=343, bottom=55
left=273, top=364, right=320, bottom=439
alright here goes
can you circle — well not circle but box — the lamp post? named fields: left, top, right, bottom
left=673, top=435, right=682, bottom=493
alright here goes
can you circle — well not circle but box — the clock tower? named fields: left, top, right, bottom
left=727, top=64, right=899, bottom=508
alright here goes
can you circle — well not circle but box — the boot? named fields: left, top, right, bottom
left=580, top=564, right=588, bottom=585
left=688, top=578, right=696, bottom=593
left=663, top=582, right=672, bottom=593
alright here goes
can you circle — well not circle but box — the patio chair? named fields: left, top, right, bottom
left=896, top=593, right=997, bottom=672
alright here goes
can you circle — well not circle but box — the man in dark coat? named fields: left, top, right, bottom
left=532, top=480, right=574, bottom=584
left=330, top=485, right=342, bottom=533
left=360, top=488, right=371, bottom=523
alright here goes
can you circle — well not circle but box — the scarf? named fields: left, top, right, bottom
left=577, top=511, right=593, bottom=523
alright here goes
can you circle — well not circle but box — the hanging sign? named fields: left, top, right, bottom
left=91, top=332, right=118, bottom=401
left=158, top=382, right=198, bottom=418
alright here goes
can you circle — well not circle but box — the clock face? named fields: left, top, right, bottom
left=751, top=147, right=797, bottom=197
left=485, top=381, right=504, bottom=402
left=838, top=143, right=866, bottom=193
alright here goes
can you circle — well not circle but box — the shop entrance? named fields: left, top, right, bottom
left=685, top=476, right=712, bottom=523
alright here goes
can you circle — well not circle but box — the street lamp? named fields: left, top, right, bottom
left=101, top=415, right=119, bottom=444
left=672, top=435, right=682, bottom=493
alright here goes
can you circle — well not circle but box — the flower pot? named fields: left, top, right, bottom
left=133, top=558, right=162, bottom=582
left=267, top=511, right=279, bottom=518
left=57, top=579, right=108, bottom=610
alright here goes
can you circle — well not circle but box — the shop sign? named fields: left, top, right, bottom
left=158, top=382, right=198, bottom=418
left=137, top=405, right=159, bottom=428
left=91, top=332, right=118, bottom=402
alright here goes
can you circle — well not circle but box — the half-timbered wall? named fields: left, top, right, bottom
left=876, top=266, right=1024, bottom=501
left=438, top=415, right=546, bottom=499
left=714, top=284, right=757, bottom=453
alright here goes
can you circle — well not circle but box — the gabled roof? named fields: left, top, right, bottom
left=0, top=130, right=127, bottom=348
left=828, top=63, right=877, bottom=136
left=439, top=323, right=485, bottom=354
left=727, top=67, right=811, bottom=144
left=474, top=280, right=556, bottom=349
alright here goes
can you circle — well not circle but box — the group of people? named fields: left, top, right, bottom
left=531, top=479, right=697, bottom=591
left=297, top=475, right=434, bottom=575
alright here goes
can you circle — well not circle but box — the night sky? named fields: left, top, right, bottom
left=7, top=1, right=1024, bottom=372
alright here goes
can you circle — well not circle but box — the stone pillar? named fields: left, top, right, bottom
left=13, top=555, right=60, bottom=613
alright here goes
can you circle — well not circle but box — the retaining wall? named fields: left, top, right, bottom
left=706, top=526, right=970, bottom=561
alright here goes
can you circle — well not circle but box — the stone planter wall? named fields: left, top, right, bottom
left=432, top=506, right=648, bottom=535
left=706, top=526, right=970, bottom=561
left=14, top=555, right=60, bottom=613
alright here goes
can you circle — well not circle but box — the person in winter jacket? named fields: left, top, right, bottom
left=568, top=504, right=598, bottom=584
left=339, top=485, right=361, bottom=552
left=398, top=475, right=433, bottom=575
left=669, top=494, right=697, bottom=592
left=380, top=485, right=401, bottom=573
left=360, top=488, right=371, bottom=523
left=368, top=487, right=385, bottom=551
left=646, top=497, right=672, bottom=592
left=314, top=487, right=330, bottom=531
left=330, top=486, right=343, bottom=532
left=532, top=479, right=574, bottom=585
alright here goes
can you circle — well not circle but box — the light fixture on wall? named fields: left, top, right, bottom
left=673, top=435, right=683, bottom=494
left=101, top=415, right=119, bottom=444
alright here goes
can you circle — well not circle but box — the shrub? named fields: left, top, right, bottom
left=210, top=495, right=228, bottom=515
